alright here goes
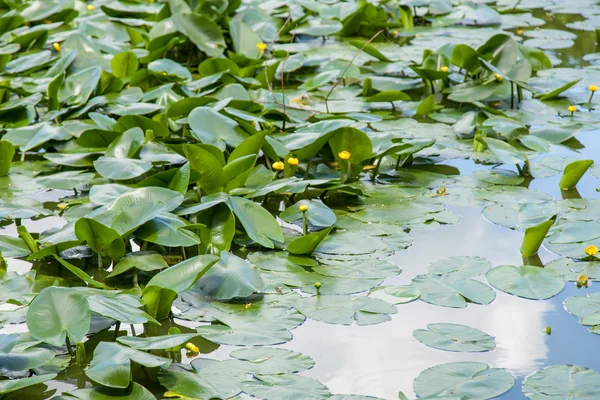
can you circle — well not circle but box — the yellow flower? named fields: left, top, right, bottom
left=434, top=186, right=447, bottom=196
left=440, top=66, right=449, bottom=73
left=568, top=105, right=577, bottom=113
left=52, top=42, right=60, bottom=52
left=516, top=28, right=524, bottom=35
left=299, top=204, right=309, bottom=212
left=577, top=274, right=589, bottom=288
left=57, top=203, right=68, bottom=210
left=338, top=150, right=351, bottom=160
left=257, top=42, right=267, bottom=55
left=494, top=73, right=503, bottom=82
left=287, top=157, right=299, bottom=166
left=272, top=161, right=284, bottom=171
left=392, top=30, right=398, bottom=37
left=590, top=85, right=598, bottom=92
left=185, top=343, right=199, bottom=353
left=585, top=245, right=599, bottom=256
left=291, top=94, right=312, bottom=107
left=314, top=282, right=322, bottom=289
left=87, top=4, right=95, bottom=11
left=162, top=72, right=167, bottom=76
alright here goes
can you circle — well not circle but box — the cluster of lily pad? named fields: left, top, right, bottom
left=0, top=0, right=600, bottom=399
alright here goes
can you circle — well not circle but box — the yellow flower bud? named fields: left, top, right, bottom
left=516, top=28, right=524, bottom=35
left=440, top=66, right=449, bottom=73
left=589, top=85, right=598, bottom=92
left=57, top=203, right=68, bottom=210
left=585, top=245, right=599, bottom=256
left=257, top=42, right=267, bottom=55
left=577, top=274, right=589, bottom=288
left=185, top=343, right=199, bottom=353
left=287, top=157, right=299, bottom=166
left=568, top=105, right=577, bottom=113
left=299, top=204, right=309, bottom=212
left=87, top=4, right=95, bottom=11
left=52, top=42, right=61, bottom=52
left=338, top=150, right=351, bottom=160
left=494, top=73, right=503, bottom=82
left=272, top=161, right=284, bottom=171
left=314, top=282, right=321, bottom=289
left=162, top=72, right=167, bottom=76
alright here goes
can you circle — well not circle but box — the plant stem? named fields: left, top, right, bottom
left=97, top=252, right=102, bottom=268
left=372, top=155, right=384, bottom=182
left=589, top=92, right=595, bottom=103
left=65, top=337, right=73, bottom=357
left=516, top=163, right=524, bottom=176
left=302, top=213, right=308, bottom=236
left=113, top=321, right=121, bottom=341
left=17, top=225, right=39, bottom=253
left=304, top=159, right=311, bottom=180
left=325, top=30, right=384, bottom=112
left=346, top=161, right=352, bottom=183
left=130, top=324, right=136, bottom=336
left=510, top=82, right=514, bottom=109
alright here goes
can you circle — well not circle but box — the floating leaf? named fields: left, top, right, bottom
left=413, top=362, right=514, bottom=399
left=293, top=295, right=396, bottom=326
left=428, top=256, right=491, bottom=279
left=523, top=365, right=600, bottom=400
left=413, top=323, right=495, bottom=352
left=486, top=265, right=564, bottom=300
left=241, top=374, right=330, bottom=400
left=413, top=274, right=495, bottom=308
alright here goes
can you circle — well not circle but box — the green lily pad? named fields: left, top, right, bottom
left=428, top=256, right=491, bottom=278
left=486, top=265, right=564, bottom=300
left=293, top=294, right=397, bottom=326
left=26, top=287, right=91, bottom=347
left=565, top=292, right=600, bottom=332
left=86, top=342, right=171, bottom=388
left=413, top=323, right=495, bottom=352
left=545, top=258, right=600, bottom=281
left=368, top=285, right=421, bottom=304
left=413, top=274, right=495, bottom=308
left=230, top=347, right=315, bottom=374
left=523, top=365, right=600, bottom=400
left=241, top=374, right=330, bottom=400
left=413, top=362, right=514, bottom=399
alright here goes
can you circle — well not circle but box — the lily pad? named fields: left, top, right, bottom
left=412, top=274, right=495, bottom=308
left=413, top=323, right=495, bottom=352
left=486, top=265, right=565, bottom=300
left=523, top=365, right=600, bottom=400
left=413, top=362, right=514, bottom=399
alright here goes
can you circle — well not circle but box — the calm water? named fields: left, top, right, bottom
left=3, top=9, right=600, bottom=400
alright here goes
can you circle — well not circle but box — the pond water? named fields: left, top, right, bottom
left=200, top=135, right=600, bottom=399
left=3, top=3, right=600, bottom=400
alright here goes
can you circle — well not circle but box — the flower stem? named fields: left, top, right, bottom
left=302, top=213, right=308, bottom=236
left=346, top=161, right=352, bottom=183
left=590, top=92, right=595, bottom=103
